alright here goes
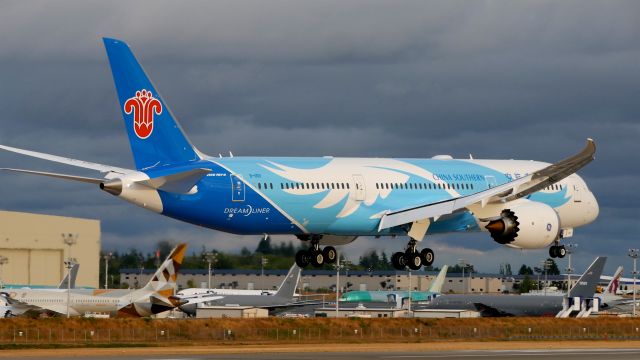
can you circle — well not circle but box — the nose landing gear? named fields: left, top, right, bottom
left=549, top=244, right=566, bottom=258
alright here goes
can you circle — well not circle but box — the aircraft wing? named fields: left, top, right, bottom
left=472, top=302, right=513, bottom=317
left=171, top=294, right=224, bottom=306
left=0, top=144, right=134, bottom=179
left=378, top=139, right=596, bottom=231
left=0, top=293, right=74, bottom=316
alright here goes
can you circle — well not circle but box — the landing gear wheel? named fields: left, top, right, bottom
left=549, top=245, right=558, bottom=258
left=309, top=250, right=325, bottom=268
left=405, top=250, right=422, bottom=271
left=557, top=245, right=566, bottom=258
left=295, top=250, right=309, bottom=268
left=323, top=246, right=337, bottom=264
left=391, top=252, right=406, bottom=270
left=420, top=248, right=435, bottom=267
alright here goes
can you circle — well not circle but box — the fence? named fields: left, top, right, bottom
left=1, top=324, right=640, bottom=345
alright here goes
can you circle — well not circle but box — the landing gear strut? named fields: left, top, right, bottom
left=549, top=243, right=566, bottom=259
left=294, top=235, right=337, bottom=268
left=391, top=239, right=434, bottom=270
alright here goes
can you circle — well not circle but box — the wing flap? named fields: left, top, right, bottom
left=379, top=139, right=595, bottom=230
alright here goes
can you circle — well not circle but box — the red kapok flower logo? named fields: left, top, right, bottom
left=124, top=89, right=162, bottom=139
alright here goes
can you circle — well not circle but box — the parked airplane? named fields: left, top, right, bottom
left=1, top=263, right=80, bottom=317
left=416, top=257, right=606, bottom=317
left=340, top=265, right=448, bottom=303
left=0, top=244, right=186, bottom=317
left=176, top=263, right=301, bottom=316
left=0, top=38, right=599, bottom=270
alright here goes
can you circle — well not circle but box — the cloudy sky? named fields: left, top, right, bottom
left=1, top=1, right=638, bottom=274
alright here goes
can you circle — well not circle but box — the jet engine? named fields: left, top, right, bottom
left=484, top=202, right=560, bottom=249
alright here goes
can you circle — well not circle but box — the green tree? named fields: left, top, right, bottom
left=518, top=264, right=534, bottom=275
left=519, top=275, right=535, bottom=294
left=255, top=236, right=272, bottom=254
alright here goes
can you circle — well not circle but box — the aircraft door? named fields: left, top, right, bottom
left=353, top=174, right=366, bottom=201
left=484, top=175, right=497, bottom=189
left=573, top=184, right=582, bottom=202
left=230, top=174, right=245, bottom=202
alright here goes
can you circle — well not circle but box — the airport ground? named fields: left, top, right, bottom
left=2, top=341, right=640, bottom=359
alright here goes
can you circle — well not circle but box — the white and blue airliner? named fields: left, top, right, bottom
left=0, top=38, right=599, bottom=270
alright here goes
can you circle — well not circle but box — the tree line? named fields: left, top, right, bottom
left=100, top=237, right=560, bottom=293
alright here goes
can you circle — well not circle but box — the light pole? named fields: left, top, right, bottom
left=62, top=233, right=77, bottom=318
left=103, top=252, right=113, bottom=289
left=334, top=251, right=343, bottom=318
left=564, top=243, right=577, bottom=293
left=629, top=249, right=639, bottom=317
left=458, top=259, right=468, bottom=294
left=261, top=256, right=268, bottom=290
left=0, top=256, right=8, bottom=288
left=203, top=252, right=218, bottom=289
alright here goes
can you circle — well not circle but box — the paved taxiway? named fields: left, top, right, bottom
left=13, top=349, right=640, bottom=360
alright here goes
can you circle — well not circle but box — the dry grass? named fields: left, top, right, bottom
left=0, top=317, right=639, bottom=347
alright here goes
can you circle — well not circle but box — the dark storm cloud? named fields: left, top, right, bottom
left=1, top=0, right=639, bottom=273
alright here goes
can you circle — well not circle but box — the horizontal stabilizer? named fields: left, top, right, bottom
left=137, top=168, right=211, bottom=194
left=0, top=168, right=103, bottom=184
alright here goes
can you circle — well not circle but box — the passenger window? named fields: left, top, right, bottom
left=257, top=183, right=261, bottom=189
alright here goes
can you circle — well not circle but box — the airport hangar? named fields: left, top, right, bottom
left=0, top=210, right=100, bottom=288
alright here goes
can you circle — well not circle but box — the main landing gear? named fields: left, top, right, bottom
left=295, top=235, right=337, bottom=268
left=549, top=243, right=567, bottom=258
left=391, top=239, right=434, bottom=270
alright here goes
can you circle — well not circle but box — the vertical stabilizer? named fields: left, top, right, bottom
left=427, top=265, right=449, bottom=293
left=274, top=264, right=301, bottom=299
left=103, top=38, right=201, bottom=170
left=58, top=262, right=79, bottom=289
left=142, top=243, right=187, bottom=295
left=568, top=257, right=607, bottom=298
left=606, top=266, right=623, bottom=295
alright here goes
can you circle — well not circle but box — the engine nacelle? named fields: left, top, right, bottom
left=484, top=202, right=560, bottom=249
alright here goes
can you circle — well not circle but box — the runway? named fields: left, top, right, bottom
left=10, top=348, right=640, bottom=360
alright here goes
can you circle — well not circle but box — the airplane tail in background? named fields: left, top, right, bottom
left=103, top=38, right=201, bottom=170
left=141, top=243, right=187, bottom=295
left=275, top=264, right=301, bottom=299
left=568, top=257, right=607, bottom=298
left=428, top=265, right=448, bottom=293
left=57, top=262, right=79, bottom=289
left=605, top=266, right=623, bottom=295
left=118, top=243, right=187, bottom=317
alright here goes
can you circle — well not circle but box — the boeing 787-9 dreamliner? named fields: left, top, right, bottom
left=1, top=38, right=599, bottom=271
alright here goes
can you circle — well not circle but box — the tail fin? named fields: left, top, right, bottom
left=57, top=262, right=79, bottom=289
left=142, top=243, right=187, bottom=296
left=102, top=38, right=201, bottom=170
left=605, top=266, right=623, bottom=295
left=427, top=265, right=448, bottom=293
left=274, top=263, right=301, bottom=298
left=568, top=256, right=607, bottom=298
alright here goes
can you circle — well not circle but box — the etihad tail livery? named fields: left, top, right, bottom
left=0, top=38, right=599, bottom=270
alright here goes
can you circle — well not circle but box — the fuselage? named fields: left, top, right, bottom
left=117, top=156, right=598, bottom=240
